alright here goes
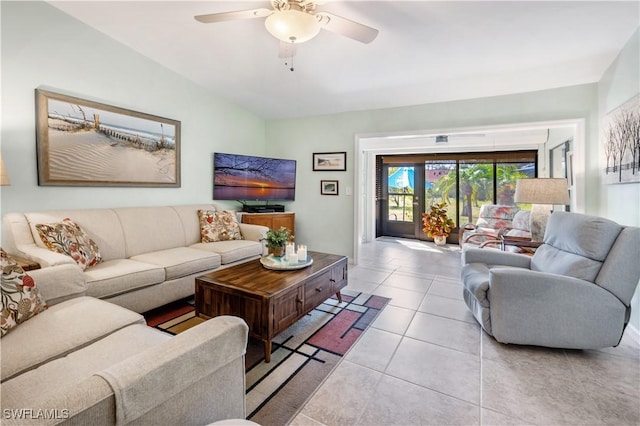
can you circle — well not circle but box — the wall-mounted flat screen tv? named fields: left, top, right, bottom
left=213, top=152, right=296, bottom=201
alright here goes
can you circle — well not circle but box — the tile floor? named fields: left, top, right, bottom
left=289, top=238, right=640, bottom=425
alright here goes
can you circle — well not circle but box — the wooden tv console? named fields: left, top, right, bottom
left=241, top=212, right=295, bottom=236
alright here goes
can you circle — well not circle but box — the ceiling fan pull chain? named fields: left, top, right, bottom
left=284, top=40, right=295, bottom=72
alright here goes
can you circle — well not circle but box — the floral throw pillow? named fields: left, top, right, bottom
left=1, top=248, right=47, bottom=337
left=198, top=210, right=243, bottom=243
left=35, top=218, right=102, bottom=271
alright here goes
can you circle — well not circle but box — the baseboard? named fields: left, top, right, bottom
left=627, top=322, right=640, bottom=344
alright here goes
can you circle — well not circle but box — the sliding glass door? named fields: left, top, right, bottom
left=381, top=165, right=424, bottom=238
left=377, top=151, right=537, bottom=242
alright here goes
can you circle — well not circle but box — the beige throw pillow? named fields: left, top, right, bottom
left=35, top=218, right=102, bottom=270
left=1, top=248, right=47, bottom=337
left=198, top=210, right=243, bottom=242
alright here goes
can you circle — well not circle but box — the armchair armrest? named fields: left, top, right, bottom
left=460, top=222, right=477, bottom=232
left=95, top=316, right=249, bottom=425
left=462, top=247, right=531, bottom=268
left=462, top=231, right=500, bottom=248
left=496, top=227, right=513, bottom=237
left=458, top=222, right=478, bottom=245
left=489, top=269, right=627, bottom=348
left=239, top=223, right=268, bottom=242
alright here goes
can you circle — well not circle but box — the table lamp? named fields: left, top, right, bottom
left=0, top=154, right=10, bottom=186
left=514, top=178, right=569, bottom=242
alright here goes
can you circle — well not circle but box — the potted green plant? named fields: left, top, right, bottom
left=422, top=202, right=455, bottom=246
left=261, top=226, right=293, bottom=257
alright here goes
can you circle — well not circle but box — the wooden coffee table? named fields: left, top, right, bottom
left=195, top=251, right=348, bottom=362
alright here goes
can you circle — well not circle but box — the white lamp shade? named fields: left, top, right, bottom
left=265, top=10, right=321, bottom=43
left=0, top=154, right=10, bottom=186
left=514, top=178, right=569, bottom=205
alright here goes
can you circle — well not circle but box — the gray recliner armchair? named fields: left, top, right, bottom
left=461, top=211, right=640, bottom=349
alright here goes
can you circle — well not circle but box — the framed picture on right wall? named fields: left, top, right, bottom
left=601, top=93, right=640, bottom=185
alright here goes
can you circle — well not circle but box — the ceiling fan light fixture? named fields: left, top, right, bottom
left=265, top=10, right=321, bottom=43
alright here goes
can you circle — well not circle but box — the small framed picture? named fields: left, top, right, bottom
left=313, top=152, right=346, bottom=171
left=321, top=180, right=339, bottom=195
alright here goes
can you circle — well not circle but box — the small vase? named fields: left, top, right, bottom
left=270, top=246, right=285, bottom=257
left=433, top=235, right=447, bottom=246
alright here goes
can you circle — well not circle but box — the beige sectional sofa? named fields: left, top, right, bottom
left=2, top=204, right=268, bottom=313
left=1, top=265, right=249, bottom=425
left=1, top=204, right=261, bottom=424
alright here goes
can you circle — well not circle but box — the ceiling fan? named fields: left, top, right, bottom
left=194, top=0, right=379, bottom=45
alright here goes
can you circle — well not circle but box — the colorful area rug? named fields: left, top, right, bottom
left=143, top=291, right=390, bottom=426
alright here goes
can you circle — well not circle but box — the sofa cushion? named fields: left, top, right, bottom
left=531, top=245, right=603, bottom=282
left=83, top=259, right=166, bottom=299
left=1, top=249, right=47, bottom=337
left=114, top=207, right=187, bottom=258
left=130, top=247, right=221, bottom=280
left=475, top=204, right=519, bottom=229
left=511, top=210, right=530, bottom=232
left=190, top=240, right=262, bottom=264
left=543, top=211, right=621, bottom=261
left=1, top=296, right=144, bottom=381
left=171, top=204, right=218, bottom=245
left=35, top=218, right=103, bottom=270
left=25, top=210, right=126, bottom=261
left=199, top=210, right=243, bottom=242
left=1, top=324, right=170, bottom=410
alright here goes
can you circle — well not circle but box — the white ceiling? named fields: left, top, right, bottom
left=48, top=1, right=639, bottom=120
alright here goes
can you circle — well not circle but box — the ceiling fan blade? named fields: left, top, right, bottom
left=278, top=41, right=297, bottom=59
left=316, top=12, right=378, bottom=44
left=195, top=8, right=272, bottom=24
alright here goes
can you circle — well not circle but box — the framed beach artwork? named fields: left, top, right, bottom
left=35, top=89, right=180, bottom=187
left=320, top=180, right=339, bottom=195
left=312, top=152, right=346, bottom=171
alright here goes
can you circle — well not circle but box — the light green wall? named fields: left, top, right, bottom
left=266, top=85, right=599, bottom=257
left=597, top=28, right=640, bottom=226
left=2, top=1, right=637, bottom=334
left=597, top=28, right=640, bottom=332
left=0, top=1, right=266, bottom=215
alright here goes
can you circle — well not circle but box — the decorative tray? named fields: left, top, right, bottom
left=260, top=255, right=313, bottom=270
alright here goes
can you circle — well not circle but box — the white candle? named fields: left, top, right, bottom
left=285, top=243, right=295, bottom=258
left=289, top=252, right=298, bottom=264
left=298, top=245, right=307, bottom=262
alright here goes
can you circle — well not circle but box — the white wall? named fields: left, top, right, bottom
left=266, top=84, right=598, bottom=258
left=0, top=1, right=266, bottom=216
left=597, top=28, right=640, bottom=333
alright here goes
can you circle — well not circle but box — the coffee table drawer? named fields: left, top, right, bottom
left=304, top=271, right=333, bottom=311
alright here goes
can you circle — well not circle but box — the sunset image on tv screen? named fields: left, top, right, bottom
left=213, top=153, right=296, bottom=200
